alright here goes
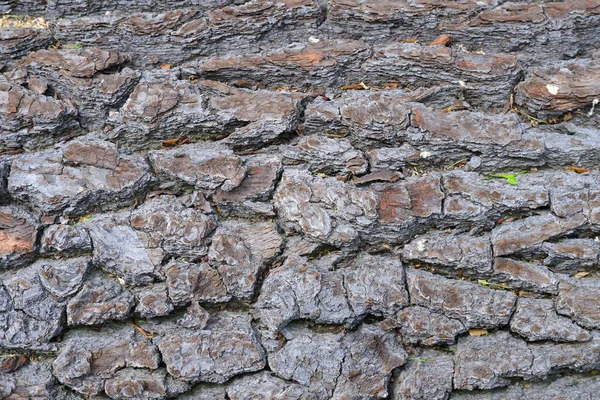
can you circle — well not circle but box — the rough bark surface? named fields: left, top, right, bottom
left=1, top=0, right=600, bottom=399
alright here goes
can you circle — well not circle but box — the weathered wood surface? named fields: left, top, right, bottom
left=1, top=0, right=600, bottom=399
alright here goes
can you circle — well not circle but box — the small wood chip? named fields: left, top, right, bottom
left=382, top=82, right=400, bottom=89
left=428, top=34, right=451, bottom=46
left=341, top=83, right=368, bottom=90
left=496, top=216, right=516, bottom=225
left=518, top=290, right=537, bottom=297
left=352, top=171, right=404, bottom=185
left=568, top=166, right=590, bottom=174
left=131, top=321, right=154, bottom=339
left=161, top=138, right=180, bottom=148
left=325, top=132, right=349, bottom=138
left=574, top=271, right=591, bottom=278
left=468, top=328, right=489, bottom=336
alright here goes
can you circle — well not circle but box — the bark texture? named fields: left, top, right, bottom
left=1, top=0, right=600, bottom=399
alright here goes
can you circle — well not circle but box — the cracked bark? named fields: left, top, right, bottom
left=1, top=0, right=600, bottom=399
